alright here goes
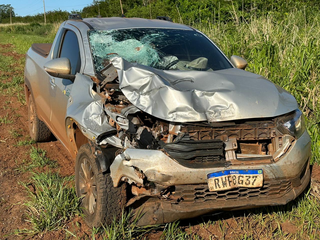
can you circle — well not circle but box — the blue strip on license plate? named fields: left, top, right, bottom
left=207, top=169, right=263, bottom=179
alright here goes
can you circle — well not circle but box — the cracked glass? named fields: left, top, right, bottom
left=88, top=28, right=232, bottom=72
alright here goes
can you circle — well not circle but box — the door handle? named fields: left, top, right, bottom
left=50, top=78, right=56, bottom=87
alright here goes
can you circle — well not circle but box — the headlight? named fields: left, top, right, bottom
left=277, top=109, right=306, bottom=139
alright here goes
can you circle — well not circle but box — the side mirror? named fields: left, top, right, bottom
left=230, top=55, right=248, bottom=70
left=44, top=58, right=75, bottom=81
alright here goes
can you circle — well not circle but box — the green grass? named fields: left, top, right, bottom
left=13, top=147, right=79, bottom=236
left=3, top=100, right=12, bottom=109
left=0, top=113, right=13, bottom=124
left=29, top=147, right=57, bottom=168
left=1, top=34, right=54, bottom=54
left=0, top=55, right=13, bottom=73
left=16, top=147, right=57, bottom=173
left=17, top=91, right=26, bottom=105
left=0, top=39, right=27, bottom=101
left=0, top=23, right=53, bottom=36
left=9, top=129, right=23, bottom=138
left=0, top=23, right=56, bottom=54
left=15, top=139, right=35, bottom=146
left=160, top=221, right=200, bottom=240
left=91, top=210, right=159, bottom=240
left=0, top=26, right=56, bottom=55
left=18, top=172, right=80, bottom=235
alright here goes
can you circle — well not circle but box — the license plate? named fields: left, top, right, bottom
left=207, top=169, right=263, bottom=191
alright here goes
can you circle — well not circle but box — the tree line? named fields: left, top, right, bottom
left=1, top=0, right=320, bottom=24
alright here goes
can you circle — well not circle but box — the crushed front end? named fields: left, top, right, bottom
left=67, top=58, right=311, bottom=225
left=67, top=60, right=310, bottom=225
left=108, top=111, right=310, bottom=225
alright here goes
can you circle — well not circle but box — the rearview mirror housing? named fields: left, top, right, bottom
left=230, top=55, right=248, bottom=70
left=44, top=58, right=75, bottom=81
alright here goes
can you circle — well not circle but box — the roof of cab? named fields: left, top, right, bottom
left=80, top=17, right=193, bottom=31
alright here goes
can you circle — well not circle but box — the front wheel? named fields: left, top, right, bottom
left=75, top=144, right=126, bottom=227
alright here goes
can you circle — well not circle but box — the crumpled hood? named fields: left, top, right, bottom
left=111, top=57, right=298, bottom=122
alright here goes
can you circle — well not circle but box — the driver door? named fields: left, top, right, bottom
left=49, top=28, right=82, bottom=147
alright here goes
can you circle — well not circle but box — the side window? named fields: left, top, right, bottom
left=59, top=30, right=81, bottom=75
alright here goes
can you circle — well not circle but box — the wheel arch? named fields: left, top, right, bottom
left=65, top=117, right=119, bottom=172
left=24, top=78, right=32, bottom=106
left=65, top=117, right=89, bottom=158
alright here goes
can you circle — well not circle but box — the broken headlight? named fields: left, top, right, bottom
left=277, top=109, right=306, bottom=139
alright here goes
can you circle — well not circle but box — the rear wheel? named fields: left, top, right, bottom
left=75, top=144, right=126, bottom=227
left=28, top=96, right=51, bottom=142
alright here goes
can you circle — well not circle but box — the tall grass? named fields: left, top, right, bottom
left=0, top=23, right=53, bottom=36
left=0, top=23, right=59, bottom=54
left=0, top=23, right=29, bottom=27
left=91, top=210, right=159, bottom=240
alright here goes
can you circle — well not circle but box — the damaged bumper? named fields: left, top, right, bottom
left=111, top=131, right=311, bottom=186
left=134, top=167, right=310, bottom=225
left=110, top=130, right=311, bottom=224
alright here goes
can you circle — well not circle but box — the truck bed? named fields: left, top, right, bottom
left=31, top=43, right=52, bottom=58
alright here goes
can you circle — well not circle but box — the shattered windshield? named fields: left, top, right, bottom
left=88, top=28, right=232, bottom=72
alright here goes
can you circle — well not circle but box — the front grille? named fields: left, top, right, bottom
left=193, top=155, right=223, bottom=163
left=164, top=139, right=225, bottom=162
left=172, top=180, right=292, bottom=204
left=181, top=120, right=278, bottom=141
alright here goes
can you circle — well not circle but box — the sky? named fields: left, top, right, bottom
left=2, top=0, right=93, bottom=17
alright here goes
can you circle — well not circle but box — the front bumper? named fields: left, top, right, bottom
left=109, top=130, right=311, bottom=225
left=110, top=131, right=311, bottom=186
left=135, top=164, right=310, bottom=225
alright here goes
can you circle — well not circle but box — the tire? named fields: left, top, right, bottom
left=75, top=144, right=126, bottom=228
left=28, top=96, right=52, bottom=142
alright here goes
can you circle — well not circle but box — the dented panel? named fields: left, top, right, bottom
left=111, top=57, right=298, bottom=122
left=66, top=74, right=117, bottom=140
left=110, top=131, right=311, bottom=187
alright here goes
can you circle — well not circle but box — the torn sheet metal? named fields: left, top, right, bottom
left=66, top=74, right=117, bottom=141
left=111, top=57, right=298, bottom=122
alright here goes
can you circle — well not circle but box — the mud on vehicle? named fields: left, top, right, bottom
left=24, top=16, right=311, bottom=227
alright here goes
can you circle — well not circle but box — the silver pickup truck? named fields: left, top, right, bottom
left=24, top=17, right=311, bottom=227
